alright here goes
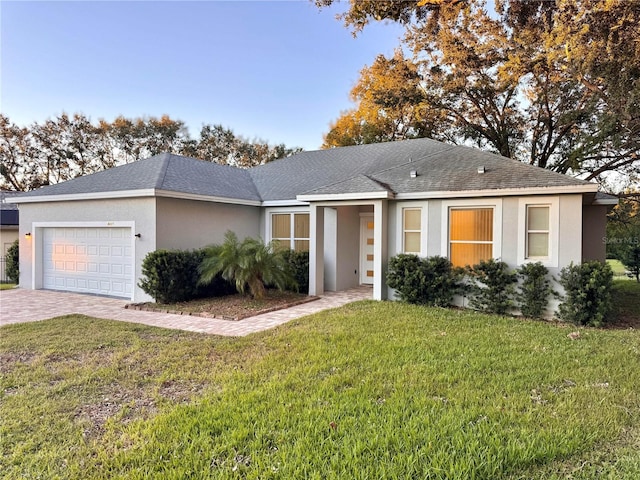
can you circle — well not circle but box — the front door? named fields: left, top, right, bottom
left=359, top=215, right=374, bottom=285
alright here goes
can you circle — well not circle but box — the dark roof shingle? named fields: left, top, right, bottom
left=10, top=138, right=596, bottom=204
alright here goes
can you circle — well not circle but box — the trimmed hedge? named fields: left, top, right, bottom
left=387, top=254, right=461, bottom=307
left=516, top=262, right=553, bottom=319
left=282, top=249, right=309, bottom=294
left=5, top=239, right=19, bottom=283
left=467, top=259, right=517, bottom=315
left=138, top=249, right=232, bottom=304
left=557, top=261, right=613, bottom=327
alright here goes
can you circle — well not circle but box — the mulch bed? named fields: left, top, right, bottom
left=126, top=290, right=318, bottom=321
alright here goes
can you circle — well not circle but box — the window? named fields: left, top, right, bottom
left=517, top=197, right=558, bottom=267
left=403, top=208, right=421, bottom=254
left=449, top=207, right=493, bottom=267
left=526, top=205, right=550, bottom=258
left=271, top=213, right=309, bottom=252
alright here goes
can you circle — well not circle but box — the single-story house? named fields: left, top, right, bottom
left=9, top=137, right=617, bottom=304
left=1, top=190, right=20, bottom=260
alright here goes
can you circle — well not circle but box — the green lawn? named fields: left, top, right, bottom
left=2, top=294, right=640, bottom=478
left=0, top=283, right=16, bottom=290
left=608, top=258, right=633, bottom=278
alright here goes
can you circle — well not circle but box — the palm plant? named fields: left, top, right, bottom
left=199, top=231, right=295, bottom=299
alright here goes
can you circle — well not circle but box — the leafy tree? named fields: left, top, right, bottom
left=0, top=114, right=301, bottom=191
left=199, top=231, right=295, bottom=299
left=186, top=124, right=302, bottom=168
left=317, top=0, right=640, bottom=184
left=0, top=115, right=43, bottom=190
left=323, top=50, right=440, bottom=148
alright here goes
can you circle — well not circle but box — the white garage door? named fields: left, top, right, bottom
left=42, top=227, right=133, bottom=298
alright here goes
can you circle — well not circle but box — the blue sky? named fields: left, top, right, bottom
left=1, top=1, right=404, bottom=151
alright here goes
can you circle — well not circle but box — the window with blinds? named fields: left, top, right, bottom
left=271, top=213, right=309, bottom=252
left=449, top=208, right=493, bottom=267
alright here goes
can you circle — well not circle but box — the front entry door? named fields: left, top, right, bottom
left=359, top=215, right=374, bottom=285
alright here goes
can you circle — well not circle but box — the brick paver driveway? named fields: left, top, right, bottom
left=0, top=287, right=372, bottom=336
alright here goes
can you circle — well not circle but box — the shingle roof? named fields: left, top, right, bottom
left=10, top=138, right=596, bottom=204
left=15, top=153, right=261, bottom=202
left=258, top=139, right=591, bottom=199
left=249, top=138, right=456, bottom=200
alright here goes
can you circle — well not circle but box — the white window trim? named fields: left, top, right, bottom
left=517, top=197, right=559, bottom=268
left=265, top=208, right=311, bottom=251
left=441, top=198, right=503, bottom=263
left=395, top=202, right=428, bottom=256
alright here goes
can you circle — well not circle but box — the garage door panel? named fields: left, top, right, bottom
left=42, top=227, right=133, bottom=298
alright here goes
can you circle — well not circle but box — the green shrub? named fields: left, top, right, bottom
left=557, top=261, right=613, bottom=327
left=467, top=259, right=517, bottom=315
left=138, top=249, right=231, bottom=304
left=387, top=254, right=461, bottom=306
left=282, top=249, right=309, bottom=294
left=516, top=262, right=553, bottom=318
left=199, top=231, right=295, bottom=299
left=5, top=239, right=19, bottom=283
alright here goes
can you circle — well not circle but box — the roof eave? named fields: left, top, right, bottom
left=155, top=189, right=261, bottom=206
left=297, top=191, right=395, bottom=202
left=6, top=189, right=158, bottom=204
left=261, top=199, right=310, bottom=207
left=9, top=188, right=262, bottom=207
left=394, top=184, right=598, bottom=200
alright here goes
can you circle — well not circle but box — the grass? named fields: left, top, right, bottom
left=611, top=279, right=640, bottom=328
left=608, top=258, right=631, bottom=278
left=1, top=286, right=640, bottom=478
left=0, top=283, right=16, bottom=290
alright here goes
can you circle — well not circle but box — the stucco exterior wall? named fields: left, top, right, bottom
left=582, top=204, right=608, bottom=262
left=558, top=194, right=583, bottom=267
left=500, top=197, right=519, bottom=266
left=155, top=197, right=261, bottom=250
left=384, top=194, right=588, bottom=313
left=17, top=197, right=157, bottom=302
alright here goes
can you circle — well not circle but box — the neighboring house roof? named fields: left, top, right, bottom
left=592, top=192, right=619, bottom=205
left=8, top=138, right=600, bottom=205
left=1, top=191, right=19, bottom=226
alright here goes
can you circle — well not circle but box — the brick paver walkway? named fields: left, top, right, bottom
left=0, top=287, right=372, bottom=336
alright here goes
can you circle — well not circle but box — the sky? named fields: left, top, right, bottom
left=1, top=0, right=404, bottom=151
